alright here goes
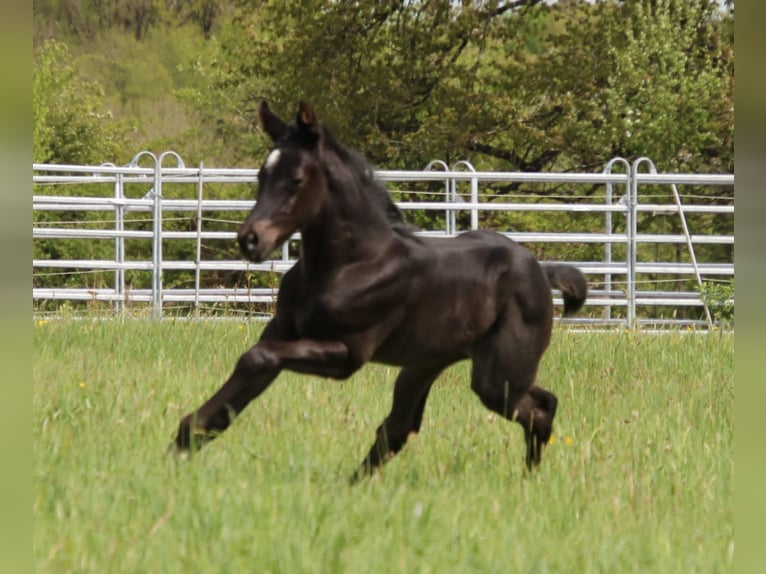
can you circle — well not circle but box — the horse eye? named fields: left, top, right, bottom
left=291, top=177, right=303, bottom=189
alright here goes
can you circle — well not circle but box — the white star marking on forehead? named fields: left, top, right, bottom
left=264, top=149, right=281, bottom=172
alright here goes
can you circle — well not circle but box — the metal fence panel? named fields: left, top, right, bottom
left=32, top=155, right=734, bottom=329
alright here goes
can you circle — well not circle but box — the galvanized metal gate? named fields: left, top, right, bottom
left=33, top=153, right=734, bottom=329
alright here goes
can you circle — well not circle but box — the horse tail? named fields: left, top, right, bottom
left=542, top=264, right=588, bottom=316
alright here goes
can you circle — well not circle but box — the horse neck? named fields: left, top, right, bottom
left=299, top=181, right=395, bottom=278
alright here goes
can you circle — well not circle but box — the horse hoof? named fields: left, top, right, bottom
left=165, top=441, right=191, bottom=461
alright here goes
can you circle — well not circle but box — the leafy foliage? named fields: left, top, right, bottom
left=700, top=280, right=734, bottom=325
left=469, top=0, right=733, bottom=173
left=33, top=39, right=129, bottom=164
left=32, top=0, right=734, bottom=319
left=33, top=0, right=733, bottom=171
left=176, top=0, right=732, bottom=174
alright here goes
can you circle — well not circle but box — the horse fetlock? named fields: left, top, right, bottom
left=376, top=425, right=408, bottom=454
left=349, top=458, right=383, bottom=485
left=174, top=413, right=217, bottom=452
left=534, top=418, right=553, bottom=445
left=524, top=431, right=547, bottom=470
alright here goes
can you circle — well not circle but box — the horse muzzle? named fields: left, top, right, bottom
left=237, top=229, right=263, bottom=262
left=237, top=220, right=285, bottom=262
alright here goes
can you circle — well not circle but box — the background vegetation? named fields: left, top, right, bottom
left=32, top=0, right=735, bottom=318
left=33, top=0, right=733, bottom=172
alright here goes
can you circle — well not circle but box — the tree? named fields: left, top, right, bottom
left=33, top=39, right=128, bottom=164
left=33, top=0, right=228, bottom=43
left=179, top=0, right=546, bottom=167
left=179, top=0, right=731, bottom=176
left=453, top=0, right=733, bottom=174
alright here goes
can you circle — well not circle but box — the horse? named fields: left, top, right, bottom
left=173, top=101, right=588, bottom=482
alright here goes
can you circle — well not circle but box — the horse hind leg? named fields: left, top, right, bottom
left=470, top=333, right=557, bottom=470
left=350, top=362, right=448, bottom=484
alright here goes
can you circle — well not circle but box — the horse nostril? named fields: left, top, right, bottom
left=238, top=232, right=258, bottom=256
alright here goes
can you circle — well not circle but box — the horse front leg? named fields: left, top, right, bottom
left=172, top=324, right=352, bottom=454
left=172, top=352, right=280, bottom=454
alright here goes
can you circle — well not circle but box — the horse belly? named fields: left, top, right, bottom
left=372, top=282, right=497, bottom=366
left=419, top=289, right=497, bottom=345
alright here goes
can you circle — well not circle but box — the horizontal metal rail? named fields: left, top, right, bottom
left=32, top=195, right=734, bottom=215
left=32, top=227, right=733, bottom=246
left=30, top=287, right=721, bottom=308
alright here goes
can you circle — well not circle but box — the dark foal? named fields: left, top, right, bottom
left=173, top=101, right=587, bottom=482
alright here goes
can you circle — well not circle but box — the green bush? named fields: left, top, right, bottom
left=700, top=280, right=734, bottom=325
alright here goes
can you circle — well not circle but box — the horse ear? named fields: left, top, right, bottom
left=296, top=101, right=320, bottom=137
left=259, top=101, right=288, bottom=143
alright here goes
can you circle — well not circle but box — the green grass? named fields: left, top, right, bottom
left=33, top=319, right=733, bottom=573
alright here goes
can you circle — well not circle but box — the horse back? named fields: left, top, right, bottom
left=419, top=230, right=552, bottom=321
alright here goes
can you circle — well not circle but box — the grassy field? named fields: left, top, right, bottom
left=33, top=318, right=733, bottom=573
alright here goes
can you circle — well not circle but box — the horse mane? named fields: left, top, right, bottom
left=318, top=128, right=417, bottom=236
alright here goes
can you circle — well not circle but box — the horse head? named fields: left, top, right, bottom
left=238, top=101, right=329, bottom=262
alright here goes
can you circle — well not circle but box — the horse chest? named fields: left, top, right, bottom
left=294, top=282, right=395, bottom=341
left=289, top=289, right=346, bottom=338
left=289, top=295, right=325, bottom=337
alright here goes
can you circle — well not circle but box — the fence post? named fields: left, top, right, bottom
left=195, top=162, right=204, bottom=317
left=154, top=152, right=186, bottom=319
left=470, top=173, right=478, bottom=230
left=424, top=160, right=451, bottom=236
left=452, top=160, right=478, bottom=231
left=626, top=161, right=642, bottom=329
left=130, top=150, right=185, bottom=320
left=152, top=160, right=163, bottom=320
left=603, top=158, right=630, bottom=325
left=114, top=171, right=125, bottom=314
left=129, top=151, right=161, bottom=319
left=634, top=156, right=713, bottom=329
left=282, top=240, right=290, bottom=262
left=629, top=157, right=659, bottom=330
